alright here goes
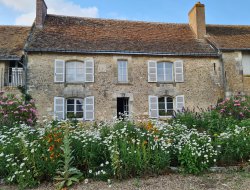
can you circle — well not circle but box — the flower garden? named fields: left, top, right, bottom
left=0, top=92, right=250, bottom=189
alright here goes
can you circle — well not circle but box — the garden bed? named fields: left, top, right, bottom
left=1, top=172, right=250, bottom=190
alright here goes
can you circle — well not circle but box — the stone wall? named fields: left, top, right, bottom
left=27, top=53, right=224, bottom=120
left=222, top=52, right=250, bottom=96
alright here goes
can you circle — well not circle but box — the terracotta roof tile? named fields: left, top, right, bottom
left=0, top=26, right=30, bottom=60
left=207, top=25, right=250, bottom=50
left=26, top=15, right=217, bottom=56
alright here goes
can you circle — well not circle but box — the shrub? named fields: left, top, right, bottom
left=0, top=91, right=38, bottom=126
left=215, top=125, right=250, bottom=166
left=215, top=95, right=250, bottom=120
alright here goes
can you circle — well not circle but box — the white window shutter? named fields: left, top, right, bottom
left=148, top=60, right=157, bottom=82
left=54, top=97, right=65, bottom=120
left=174, top=60, right=184, bottom=82
left=85, top=96, right=95, bottom=121
left=176, top=95, right=185, bottom=112
left=85, top=59, right=94, bottom=82
left=148, top=96, right=158, bottom=118
left=54, top=60, right=65, bottom=82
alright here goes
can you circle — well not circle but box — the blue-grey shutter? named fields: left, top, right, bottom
left=54, top=97, right=65, bottom=120
left=54, top=60, right=65, bottom=82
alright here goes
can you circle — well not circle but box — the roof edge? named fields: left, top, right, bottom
left=25, top=48, right=219, bottom=57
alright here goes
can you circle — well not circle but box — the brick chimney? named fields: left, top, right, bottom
left=36, top=0, right=47, bottom=28
left=188, top=2, right=206, bottom=39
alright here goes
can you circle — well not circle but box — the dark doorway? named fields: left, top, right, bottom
left=117, top=97, right=129, bottom=118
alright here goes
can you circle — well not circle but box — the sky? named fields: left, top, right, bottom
left=0, top=0, right=250, bottom=26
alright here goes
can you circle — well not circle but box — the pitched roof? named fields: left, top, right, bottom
left=207, top=25, right=250, bottom=51
left=26, top=15, right=217, bottom=56
left=0, top=26, right=30, bottom=60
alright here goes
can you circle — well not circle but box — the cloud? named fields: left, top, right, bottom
left=0, top=0, right=99, bottom=25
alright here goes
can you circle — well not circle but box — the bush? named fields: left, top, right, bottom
left=215, top=95, right=250, bottom=120
left=215, top=125, right=250, bottom=166
left=0, top=91, right=38, bottom=126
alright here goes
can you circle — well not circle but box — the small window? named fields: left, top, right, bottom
left=66, top=61, right=85, bottom=82
left=66, top=98, right=84, bottom=119
left=118, top=60, right=128, bottom=82
left=157, top=62, right=173, bottom=82
left=158, top=97, right=174, bottom=116
left=242, top=54, right=250, bottom=75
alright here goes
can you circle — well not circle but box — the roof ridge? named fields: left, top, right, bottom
left=46, top=14, right=189, bottom=26
left=207, top=24, right=250, bottom=27
left=0, top=25, right=31, bottom=28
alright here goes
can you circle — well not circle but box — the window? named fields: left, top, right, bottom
left=158, top=97, right=174, bottom=116
left=54, top=96, right=95, bottom=121
left=157, top=62, right=173, bottom=82
left=149, top=95, right=184, bottom=118
left=148, top=60, right=184, bottom=83
left=242, top=54, right=250, bottom=75
left=5, top=61, right=24, bottom=87
left=66, top=98, right=84, bottom=119
left=66, top=61, right=85, bottom=82
left=118, top=60, right=128, bottom=82
left=54, top=59, right=94, bottom=83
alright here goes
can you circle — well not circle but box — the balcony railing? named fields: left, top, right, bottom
left=4, top=68, right=24, bottom=87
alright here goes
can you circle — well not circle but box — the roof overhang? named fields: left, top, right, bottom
left=25, top=48, right=219, bottom=57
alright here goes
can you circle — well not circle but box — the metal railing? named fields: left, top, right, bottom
left=4, top=68, right=24, bottom=87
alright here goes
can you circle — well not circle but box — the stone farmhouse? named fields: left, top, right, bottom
left=0, top=0, right=249, bottom=121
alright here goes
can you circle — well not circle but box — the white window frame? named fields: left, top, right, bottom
left=157, top=62, right=174, bottom=82
left=66, top=61, right=85, bottom=83
left=118, top=60, right=128, bottom=83
left=66, top=98, right=84, bottom=119
left=158, top=96, right=174, bottom=117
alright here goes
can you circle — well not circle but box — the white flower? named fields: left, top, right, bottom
left=20, top=163, right=25, bottom=168
left=0, top=152, right=4, bottom=157
left=84, top=179, right=89, bottom=184
left=31, top=149, right=34, bottom=153
left=89, top=170, right=92, bottom=174
left=107, top=179, right=111, bottom=184
left=100, top=163, right=104, bottom=167
left=105, top=161, right=109, bottom=165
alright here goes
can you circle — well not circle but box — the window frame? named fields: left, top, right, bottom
left=157, top=62, right=174, bottom=83
left=158, top=96, right=174, bottom=117
left=66, top=98, right=84, bottom=119
left=65, top=61, right=85, bottom=83
left=117, top=60, right=128, bottom=83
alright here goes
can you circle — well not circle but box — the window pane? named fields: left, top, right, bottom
left=165, top=63, right=173, bottom=81
left=76, top=99, right=83, bottom=105
left=67, top=99, right=74, bottom=104
left=67, top=105, right=74, bottom=111
left=75, top=112, right=83, bottom=118
left=118, top=60, right=128, bottom=82
left=76, top=105, right=83, bottom=111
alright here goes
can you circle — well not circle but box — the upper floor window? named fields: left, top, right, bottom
left=118, top=60, right=128, bottom=83
left=66, top=61, right=85, bottom=82
left=157, top=62, right=173, bottom=82
left=242, top=54, right=250, bottom=75
left=54, top=59, right=94, bottom=83
left=148, top=60, right=184, bottom=83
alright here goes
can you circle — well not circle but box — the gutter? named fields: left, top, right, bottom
left=0, top=57, right=20, bottom=61
left=24, top=48, right=219, bottom=57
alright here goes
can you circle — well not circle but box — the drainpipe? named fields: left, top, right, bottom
left=23, top=52, right=28, bottom=103
left=219, top=51, right=226, bottom=99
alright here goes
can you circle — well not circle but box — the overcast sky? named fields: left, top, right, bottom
left=0, top=0, right=250, bottom=26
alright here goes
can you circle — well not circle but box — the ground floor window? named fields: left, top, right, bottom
left=66, top=98, right=84, bottom=119
left=149, top=95, right=185, bottom=118
left=54, top=96, right=94, bottom=121
left=158, top=97, right=174, bottom=116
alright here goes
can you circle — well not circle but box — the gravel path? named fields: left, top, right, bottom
left=1, top=172, right=250, bottom=190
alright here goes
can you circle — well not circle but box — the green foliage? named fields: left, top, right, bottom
left=54, top=123, right=83, bottom=189
left=215, top=125, right=250, bottom=166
